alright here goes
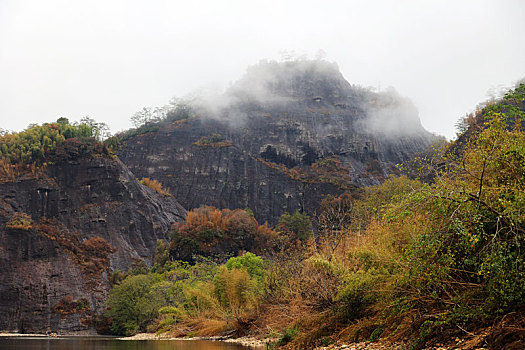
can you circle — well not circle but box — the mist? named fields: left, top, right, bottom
left=1, top=0, right=524, bottom=139
left=359, top=87, right=424, bottom=137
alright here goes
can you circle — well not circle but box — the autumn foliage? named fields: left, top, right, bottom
left=169, top=206, right=279, bottom=262
left=139, top=177, right=172, bottom=197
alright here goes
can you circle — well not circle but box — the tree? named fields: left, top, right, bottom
left=79, top=116, right=110, bottom=140
left=56, top=117, right=70, bottom=125
left=153, top=240, right=169, bottom=271
left=400, top=112, right=525, bottom=321
left=169, top=206, right=277, bottom=261
left=104, top=274, right=165, bottom=335
left=130, top=107, right=167, bottom=128
left=278, top=210, right=313, bottom=241
left=317, top=194, right=354, bottom=254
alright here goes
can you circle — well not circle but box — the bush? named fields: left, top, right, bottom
left=6, top=213, right=32, bottom=230
left=139, top=177, right=172, bottom=197
left=213, top=266, right=258, bottom=316
left=169, top=206, right=278, bottom=261
left=278, top=210, right=313, bottom=241
left=105, top=274, right=166, bottom=335
left=194, top=134, right=233, bottom=148
left=225, top=252, right=265, bottom=284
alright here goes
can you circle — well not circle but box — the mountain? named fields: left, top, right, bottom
left=0, top=156, right=185, bottom=333
left=0, top=59, right=439, bottom=334
left=119, top=60, right=437, bottom=224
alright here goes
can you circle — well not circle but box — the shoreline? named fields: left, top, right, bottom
left=0, top=332, right=478, bottom=349
left=119, top=333, right=269, bottom=347
left=0, top=333, right=47, bottom=337
left=0, top=333, right=114, bottom=338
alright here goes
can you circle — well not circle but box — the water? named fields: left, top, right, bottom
left=0, top=336, right=255, bottom=350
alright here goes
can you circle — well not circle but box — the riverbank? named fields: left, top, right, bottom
left=0, top=332, right=495, bottom=349
left=0, top=330, right=98, bottom=337
left=119, top=333, right=269, bottom=348
left=118, top=333, right=494, bottom=349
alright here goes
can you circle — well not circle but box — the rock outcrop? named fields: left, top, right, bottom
left=119, top=60, right=437, bottom=224
left=0, top=156, right=185, bottom=333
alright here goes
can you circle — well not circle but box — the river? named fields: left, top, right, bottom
left=0, top=336, right=255, bottom=350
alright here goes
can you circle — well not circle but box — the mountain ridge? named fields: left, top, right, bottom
left=119, top=60, right=438, bottom=224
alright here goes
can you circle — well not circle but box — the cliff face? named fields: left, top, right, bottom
left=119, top=60, right=436, bottom=224
left=0, top=157, right=185, bottom=333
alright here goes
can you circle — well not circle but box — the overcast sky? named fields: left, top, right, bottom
left=1, top=0, right=524, bottom=139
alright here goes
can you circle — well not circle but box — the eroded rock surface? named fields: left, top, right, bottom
left=0, top=157, right=185, bottom=332
left=120, top=60, right=436, bottom=224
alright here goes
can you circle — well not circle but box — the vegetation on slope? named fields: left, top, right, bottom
left=101, top=84, right=525, bottom=348
left=0, top=117, right=121, bottom=182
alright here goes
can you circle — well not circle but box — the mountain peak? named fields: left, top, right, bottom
left=227, top=59, right=352, bottom=103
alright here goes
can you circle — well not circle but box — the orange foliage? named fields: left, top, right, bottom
left=6, top=212, right=33, bottom=230
left=193, top=134, right=233, bottom=148
left=139, top=177, right=172, bottom=197
left=54, top=295, right=90, bottom=316
left=36, top=218, right=115, bottom=289
left=181, top=207, right=230, bottom=235
left=0, top=158, right=46, bottom=183
left=257, top=156, right=354, bottom=190
left=171, top=206, right=280, bottom=260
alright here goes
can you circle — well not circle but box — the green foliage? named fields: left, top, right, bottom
left=103, top=136, right=122, bottom=153
left=6, top=212, right=33, bottom=230
left=277, top=327, right=298, bottom=346
left=368, top=326, right=384, bottom=342
left=225, top=252, right=265, bottom=283
left=105, top=249, right=267, bottom=336
left=152, top=240, right=170, bottom=272
left=119, top=99, right=194, bottom=141
left=402, top=115, right=525, bottom=317
left=321, top=337, right=334, bottom=346
left=105, top=274, right=165, bottom=335
left=0, top=118, right=112, bottom=167
left=278, top=210, right=313, bottom=241
left=102, top=84, right=525, bottom=345
left=213, top=266, right=258, bottom=315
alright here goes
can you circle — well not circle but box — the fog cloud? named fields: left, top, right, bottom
left=359, top=87, right=425, bottom=137
left=2, top=0, right=524, bottom=139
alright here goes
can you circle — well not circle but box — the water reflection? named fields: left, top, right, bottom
left=0, top=337, right=254, bottom=350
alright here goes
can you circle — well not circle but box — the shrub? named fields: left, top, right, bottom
left=104, top=274, right=167, bottom=335
left=278, top=210, right=313, bottom=242
left=6, top=213, right=32, bottom=230
left=169, top=206, right=278, bottom=261
left=213, top=266, right=258, bottom=316
left=225, top=252, right=265, bottom=284
left=54, top=295, right=90, bottom=315
left=139, top=177, right=172, bottom=197
left=194, top=134, right=233, bottom=148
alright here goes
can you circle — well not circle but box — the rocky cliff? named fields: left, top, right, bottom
left=0, top=156, right=185, bottom=333
left=119, top=60, right=437, bottom=224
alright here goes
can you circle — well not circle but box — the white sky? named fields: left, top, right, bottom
left=0, top=0, right=524, bottom=139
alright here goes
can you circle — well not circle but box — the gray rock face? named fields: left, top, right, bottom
left=0, top=157, right=185, bottom=333
left=119, top=60, right=436, bottom=224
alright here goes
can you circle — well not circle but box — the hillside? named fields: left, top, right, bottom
left=119, top=60, right=438, bottom=224
left=102, top=84, right=525, bottom=349
left=0, top=122, right=185, bottom=333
